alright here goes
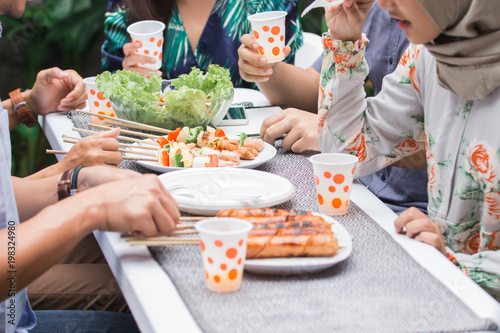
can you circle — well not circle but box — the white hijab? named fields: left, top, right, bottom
left=416, top=0, right=500, bottom=100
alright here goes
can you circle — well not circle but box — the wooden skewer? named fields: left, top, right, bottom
left=88, top=123, right=161, bottom=140
left=104, top=119, right=168, bottom=134
left=62, top=135, right=159, bottom=151
left=72, top=128, right=159, bottom=146
left=127, top=240, right=200, bottom=246
left=46, top=149, right=157, bottom=162
left=75, top=109, right=172, bottom=134
left=179, top=216, right=209, bottom=222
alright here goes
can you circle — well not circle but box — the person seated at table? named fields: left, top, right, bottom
left=317, top=0, right=500, bottom=300
left=101, top=0, right=304, bottom=88
left=238, top=0, right=428, bottom=215
left=1, top=10, right=180, bottom=331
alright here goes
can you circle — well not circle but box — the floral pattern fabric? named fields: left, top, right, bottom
left=318, top=32, right=500, bottom=300
left=102, top=0, right=303, bottom=89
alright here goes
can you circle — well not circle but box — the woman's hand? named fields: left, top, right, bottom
left=26, top=67, right=87, bottom=114
left=394, top=207, right=447, bottom=255
left=238, top=34, right=291, bottom=83
left=325, top=0, right=374, bottom=42
left=122, top=42, right=162, bottom=77
left=260, top=108, right=320, bottom=153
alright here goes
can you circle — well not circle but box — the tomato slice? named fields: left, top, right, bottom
left=214, top=129, right=225, bottom=137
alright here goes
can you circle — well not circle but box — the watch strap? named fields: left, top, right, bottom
left=9, top=88, right=36, bottom=127
left=58, top=168, right=74, bottom=201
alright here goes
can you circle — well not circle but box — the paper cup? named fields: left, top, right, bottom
left=83, top=77, right=116, bottom=124
left=248, top=11, right=287, bottom=63
left=310, top=153, right=358, bottom=216
left=127, top=20, right=165, bottom=70
left=195, top=218, right=253, bottom=293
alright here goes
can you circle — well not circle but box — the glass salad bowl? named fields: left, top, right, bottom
left=110, top=80, right=234, bottom=130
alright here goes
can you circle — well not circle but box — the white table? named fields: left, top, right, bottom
left=38, top=89, right=500, bottom=332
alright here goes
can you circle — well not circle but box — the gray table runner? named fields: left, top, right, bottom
left=70, top=112, right=497, bottom=332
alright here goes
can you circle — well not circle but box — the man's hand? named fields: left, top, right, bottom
left=26, top=67, right=87, bottom=115
left=122, top=42, right=162, bottom=77
left=238, top=34, right=291, bottom=83
left=59, top=128, right=123, bottom=172
left=260, top=108, right=320, bottom=153
left=325, top=0, right=374, bottom=42
left=394, top=207, right=446, bottom=255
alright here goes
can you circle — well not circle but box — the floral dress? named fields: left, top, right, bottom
left=317, top=33, right=500, bottom=300
left=102, top=0, right=303, bottom=89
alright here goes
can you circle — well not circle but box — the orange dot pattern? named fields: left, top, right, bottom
left=252, top=20, right=285, bottom=60
left=131, top=36, right=164, bottom=68
left=314, top=168, right=353, bottom=213
left=200, top=237, right=246, bottom=284
left=87, top=85, right=116, bottom=122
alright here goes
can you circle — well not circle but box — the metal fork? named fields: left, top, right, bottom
left=301, top=0, right=345, bottom=17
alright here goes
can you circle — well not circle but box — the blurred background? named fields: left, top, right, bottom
left=0, top=0, right=325, bottom=177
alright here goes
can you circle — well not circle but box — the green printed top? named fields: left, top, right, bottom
left=102, top=0, right=303, bottom=89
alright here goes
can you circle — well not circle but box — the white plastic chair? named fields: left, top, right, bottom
left=294, top=32, right=323, bottom=69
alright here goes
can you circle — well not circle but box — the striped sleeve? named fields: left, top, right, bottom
left=101, top=4, right=130, bottom=71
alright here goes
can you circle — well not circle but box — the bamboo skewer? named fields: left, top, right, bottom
left=88, top=123, right=161, bottom=140
left=179, top=216, right=209, bottom=222
left=46, top=149, right=157, bottom=162
left=127, top=239, right=200, bottom=246
left=72, top=128, right=159, bottom=146
left=75, top=109, right=172, bottom=134
left=62, top=135, right=159, bottom=151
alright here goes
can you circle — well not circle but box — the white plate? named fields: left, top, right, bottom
left=244, top=214, right=352, bottom=275
left=158, top=168, right=295, bottom=215
left=131, top=142, right=276, bottom=173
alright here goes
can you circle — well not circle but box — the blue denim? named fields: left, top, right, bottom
left=29, top=311, right=139, bottom=333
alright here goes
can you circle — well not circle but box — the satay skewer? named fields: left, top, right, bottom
left=71, top=128, right=159, bottom=146
left=88, top=123, right=161, bottom=140
left=62, top=135, right=159, bottom=151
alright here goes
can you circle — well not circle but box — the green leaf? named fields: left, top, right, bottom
left=456, top=185, right=485, bottom=201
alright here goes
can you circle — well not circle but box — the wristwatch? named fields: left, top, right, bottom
left=9, top=88, right=36, bottom=127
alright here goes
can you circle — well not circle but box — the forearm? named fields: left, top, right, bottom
left=25, top=163, right=66, bottom=180
left=3, top=90, right=36, bottom=131
left=0, top=198, right=98, bottom=299
left=257, top=62, right=320, bottom=113
left=11, top=175, right=60, bottom=221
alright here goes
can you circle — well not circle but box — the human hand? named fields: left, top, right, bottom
left=238, top=34, right=291, bottom=83
left=26, top=67, right=87, bottom=115
left=76, top=164, right=140, bottom=192
left=394, top=207, right=446, bottom=255
left=325, top=0, right=374, bottom=42
left=81, top=174, right=180, bottom=236
left=122, top=42, right=162, bottom=77
left=260, top=108, right=320, bottom=153
left=59, top=128, right=123, bottom=171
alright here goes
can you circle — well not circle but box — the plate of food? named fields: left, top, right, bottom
left=215, top=208, right=352, bottom=275
left=158, top=169, right=295, bottom=216
left=125, top=127, right=276, bottom=173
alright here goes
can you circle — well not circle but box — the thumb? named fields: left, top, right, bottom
left=96, top=127, right=121, bottom=138
left=42, top=67, right=68, bottom=82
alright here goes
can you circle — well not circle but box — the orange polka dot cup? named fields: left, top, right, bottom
left=195, top=218, right=253, bottom=293
left=248, top=11, right=287, bottom=63
left=83, top=77, right=116, bottom=124
left=127, top=20, right=165, bottom=70
left=310, top=153, right=358, bottom=216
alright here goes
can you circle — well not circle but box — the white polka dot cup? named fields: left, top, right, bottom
left=83, top=77, right=116, bottom=124
left=248, top=11, right=287, bottom=63
left=127, top=20, right=165, bottom=70
left=310, top=153, right=358, bottom=216
left=195, top=218, right=253, bottom=293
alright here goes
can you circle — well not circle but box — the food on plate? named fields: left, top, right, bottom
left=155, top=126, right=264, bottom=168
left=95, top=65, right=233, bottom=129
left=216, top=209, right=339, bottom=259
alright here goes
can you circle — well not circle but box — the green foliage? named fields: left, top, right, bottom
left=1, top=0, right=106, bottom=177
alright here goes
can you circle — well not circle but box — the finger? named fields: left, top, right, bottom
left=414, top=232, right=446, bottom=255
left=95, top=137, right=120, bottom=151
left=404, top=219, right=439, bottom=239
left=260, top=111, right=286, bottom=138
left=104, top=151, right=124, bottom=166
left=240, top=33, right=258, bottom=49
left=122, top=54, right=157, bottom=70
left=96, top=127, right=121, bottom=139
left=394, top=207, right=424, bottom=233
left=281, top=128, right=303, bottom=152
left=123, top=42, right=142, bottom=56
left=127, top=66, right=161, bottom=78
left=60, top=72, right=85, bottom=101
left=283, top=46, right=292, bottom=58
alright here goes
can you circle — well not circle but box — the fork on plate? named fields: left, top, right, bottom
left=301, top=0, right=345, bottom=17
